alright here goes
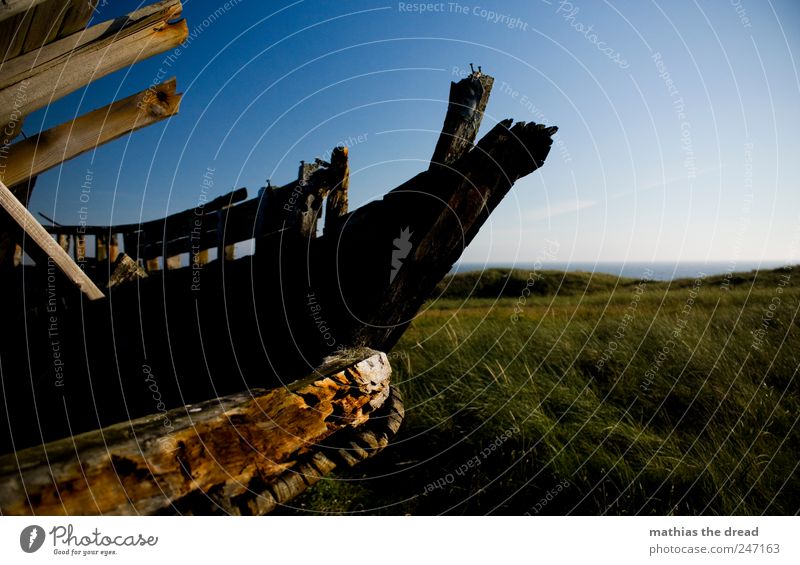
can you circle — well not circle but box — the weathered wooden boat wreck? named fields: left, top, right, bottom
left=0, top=0, right=556, bottom=514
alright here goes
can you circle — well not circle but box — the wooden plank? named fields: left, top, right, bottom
left=0, top=0, right=49, bottom=23
left=0, top=79, right=182, bottom=188
left=40, top=187, right=247, bottom=237
left=0, top=350, right=392, bottom=515
left=0, top=9, right=34, bottom=60
left=20, top=1, right=69, bottom=54
left=0, top=179, right=104, bottom=299
left=58, top=0, right=98, bottom=37
left=0, top=1, right=187, bottom=126
left=0, top=0, right=181, bottom=90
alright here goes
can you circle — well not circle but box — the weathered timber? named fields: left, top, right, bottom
left=0, top=79, right=182, bottom=188
left=0, top=1, right=177, bottom=91
left=261, top=147, right=350, bottom=239
left=0, top=0, right=97, bottom=137
left=0, top=349, right=393, bottom=515
left=0, top=0, right=187, bottom=127
left=174, top=387, right=405, bottom=515
left=430, top=69, right=494, bottom=169
left=107, top=253, right=148, bottom=289
left=0, top=0, right=49, bottom=23
left=0, top=179, right=104, bottom=299
left=323, top=146, right=350, bottom=233
left=300, top=72, right=556, bottom=355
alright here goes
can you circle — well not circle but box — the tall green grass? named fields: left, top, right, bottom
left=284, top=266, right=799, bottom=515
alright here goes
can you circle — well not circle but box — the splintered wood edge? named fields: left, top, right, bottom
left=0, top=349, right=392, bottom=515
left=179, top=386, right=406, bottom=515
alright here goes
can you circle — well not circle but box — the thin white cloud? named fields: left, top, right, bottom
left=527, top=198, right=598, bottom=221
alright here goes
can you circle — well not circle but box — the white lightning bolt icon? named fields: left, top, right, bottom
left=28, top=527, right=38, bottom=549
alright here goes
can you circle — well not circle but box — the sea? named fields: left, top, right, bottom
left=451, top=261, right=793, bottom=281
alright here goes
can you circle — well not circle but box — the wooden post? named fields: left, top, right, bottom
left=195, top=248, right=209, bottom=266
left=324, top=147, right=349, bottom=233
left=57, top=233, right=70, bottom=253
left=0, top=79, right=183, bottom=189
left=108, top=234, right=119, bottom=262
left=430, top=69, right=494, bottom=169
left=0, top=179, right=104, bottom=299
left=96, top=233, right=107, bottom=262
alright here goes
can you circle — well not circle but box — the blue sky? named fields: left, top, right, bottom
left=23, top=0, right=800, bottom=263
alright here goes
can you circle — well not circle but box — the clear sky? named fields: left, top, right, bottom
left=23, top=0, right=800, bottom=264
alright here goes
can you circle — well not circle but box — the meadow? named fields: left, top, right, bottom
left=284, top=266, right=799, bottom=515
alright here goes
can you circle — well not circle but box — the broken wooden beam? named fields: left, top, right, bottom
left=0, top=79, right=182, bottom=188
left=430, top=68, right=494, bottom=169
left=324, top=146, right=350, bottom=233
left=0, top=178, right=104, bottom=299
left=302, top=71, right=557, bottom=353
left=195, top=386, right=405, bottom=515
left=107, top=252, right=148, bottom=289
left=0, top=349, right=393, bottom=515
left=0, top=0, right=187, bottom=127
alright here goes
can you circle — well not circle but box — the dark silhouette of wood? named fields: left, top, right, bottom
left=430, top=68, right=494, bottom=169
left=0, top=71, right=556, bottom=462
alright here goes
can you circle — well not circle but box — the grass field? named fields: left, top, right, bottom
left=283, top=266, right=799, bottom=515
